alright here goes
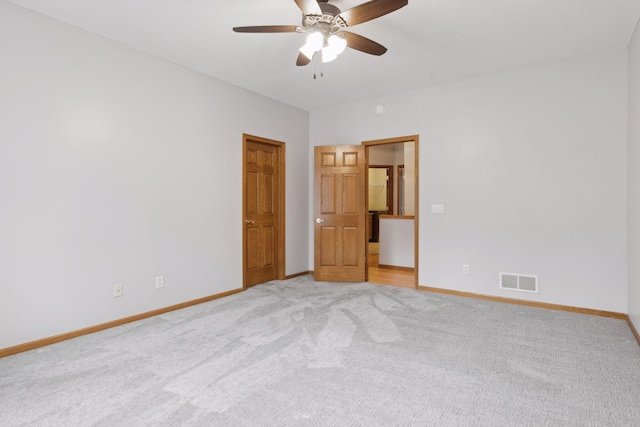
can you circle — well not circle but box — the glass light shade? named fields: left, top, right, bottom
left=321, top=46, right=338, bottom=63
left=306, top=32, right=324, bottom=52
left=327, top=35, right=347, bottom=55
left=299, top=43, right=316, bottom=60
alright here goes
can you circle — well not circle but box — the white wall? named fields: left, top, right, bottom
left=628, top=19, right=640, bottom=329
left=310, top=51, right=628, bottom=313
left=0, top=1, right=309, bottom=349
left=379, top=217, right=414, bottom=268
left=369, top=144, right=397, bottom=165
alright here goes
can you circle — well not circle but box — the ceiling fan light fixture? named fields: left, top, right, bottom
left=321, top=34, right=347, bottom=62
left=299, top=43, right=317, bottom=60
left=306, top=32, right=324, bottom=52
left=327, top=34, right=347, bottom=55
left=299, top=31, right=324, bottom=60
left=233, top=0, right=408, bottom=67
left=321, top=46, right=338, bottom=63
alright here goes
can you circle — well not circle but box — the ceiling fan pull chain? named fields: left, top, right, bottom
left=315, top=59, right=325, bottom=79
left=313, top=55, right=320, bottom=79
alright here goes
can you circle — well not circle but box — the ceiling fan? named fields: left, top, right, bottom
left=233, top=0, right=408, bottom=66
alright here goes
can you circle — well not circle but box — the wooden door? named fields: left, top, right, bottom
left=243, top=136, right=284, bottom=287
left=314, top=145, right=366, bottom=282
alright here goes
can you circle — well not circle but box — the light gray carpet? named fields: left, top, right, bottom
left=2, top=275, right=640, bottom=426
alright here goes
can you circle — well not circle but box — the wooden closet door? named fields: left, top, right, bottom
left=244, top=140, right=280, bottom=286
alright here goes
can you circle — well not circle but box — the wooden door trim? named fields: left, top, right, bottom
left=242, top=134, right=286, bottom=288
left=362, top=136, right=419, bottom=289
left=397, top=165, right=404, bottom=215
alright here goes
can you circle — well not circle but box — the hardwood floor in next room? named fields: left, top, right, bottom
left=368, top=242, right=415, bottom=288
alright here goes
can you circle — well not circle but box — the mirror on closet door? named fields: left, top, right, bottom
left=368, top=166, right=392, bottom=214
left=368, top=142, right=415, bottom=216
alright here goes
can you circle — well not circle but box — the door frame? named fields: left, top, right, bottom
left=362, top=135, right=419, bottom=289
left=242, top=134, right=286, bottom=289
left=397, top=165, right=404, bottom=215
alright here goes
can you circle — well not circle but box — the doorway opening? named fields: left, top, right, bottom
left=363, top=136, right=419, bottom=289
left=242, top=134, right=285, bottom=288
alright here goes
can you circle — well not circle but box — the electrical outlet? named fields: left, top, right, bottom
left=156, top=276, right=164, bottom=289
left=113, top=284, right=123, bottom=297
left=462, top=265, right=470, bottom=275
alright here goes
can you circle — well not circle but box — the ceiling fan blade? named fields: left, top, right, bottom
left=343, top=32, right=387, bottom=56
left=294, top=0, right=322, bottom=16
left=296, top=52, right=312, bottom=66
left=233, top=25, right=299, bottom=33
left=339, top=0, right=408, bottom=27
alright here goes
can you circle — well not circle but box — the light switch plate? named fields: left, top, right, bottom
left=431, top=204, right=445, bottom=214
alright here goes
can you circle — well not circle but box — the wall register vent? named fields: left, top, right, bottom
left=499, top=272, right=538, bottom=293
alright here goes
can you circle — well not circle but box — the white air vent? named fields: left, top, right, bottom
left=499, top=272, right=538, bottom=293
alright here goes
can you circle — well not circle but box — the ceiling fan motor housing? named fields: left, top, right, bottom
left=303, top=2, right=347, bottom=32
left=319, top=3, right=340, bottom=16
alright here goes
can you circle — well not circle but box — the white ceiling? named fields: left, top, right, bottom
left=8, top=0, right=640, bottom=111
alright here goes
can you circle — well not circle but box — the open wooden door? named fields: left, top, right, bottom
left=314, top=145, right=366, bottom=282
